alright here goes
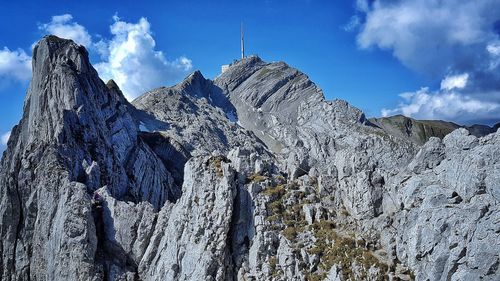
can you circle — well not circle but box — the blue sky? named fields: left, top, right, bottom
left=1, top=0, right=500, bottom=149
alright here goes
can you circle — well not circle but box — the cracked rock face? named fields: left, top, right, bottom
left=139, top=156, right=236, bottom=280
left=0, top=36, right=180, bottom=280
left=0, top=36, right=499, bottom=281
left=390, top=129, right=500, bottom=280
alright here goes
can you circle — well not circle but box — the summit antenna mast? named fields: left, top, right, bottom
left=241, top=22, right=245, bottom=61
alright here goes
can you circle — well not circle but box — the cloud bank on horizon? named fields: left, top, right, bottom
left=0, top=14, right=193, bottom=101
left=352, top=0, right=500, bottom=125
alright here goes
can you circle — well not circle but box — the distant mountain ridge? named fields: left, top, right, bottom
left=369, top=115, right=499, bottom=145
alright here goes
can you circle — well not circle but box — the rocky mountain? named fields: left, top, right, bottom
left=369, top=115, right=500, bottom=145
left=0, top=36, right=498, bottom=281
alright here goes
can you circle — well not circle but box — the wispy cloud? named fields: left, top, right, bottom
left=356, top=0, right=499, bottom=76
left=342, top=15, right=361, bottom=32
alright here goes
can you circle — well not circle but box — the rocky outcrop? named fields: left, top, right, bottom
left=215, top=57, right=416, bottom=221
left=386, top=129, right=500, bottom=280
left=215, top=57, right=499, bottom=280
left=0, top=37, right=498, bottom=281
left=138, top=156, right=237, bottom=280
left=0, top=36, right=180, bottom=280
left=132, top=71, right=267, bottom=158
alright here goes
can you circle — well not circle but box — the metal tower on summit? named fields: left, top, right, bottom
left=220, top=22, right=246, bottom=73
left=241, top=22, right=245, bottom=61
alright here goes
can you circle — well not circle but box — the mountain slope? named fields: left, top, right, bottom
left=0, top=37, right=498, bottom=281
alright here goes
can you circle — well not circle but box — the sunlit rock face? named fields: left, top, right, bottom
left=0, top=36, right=498, bottom=281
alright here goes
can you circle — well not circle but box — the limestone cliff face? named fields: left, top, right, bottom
left=0, top=36, right=180, bottom=280
left=0, top=37, right=498, bottom=281
left=389, top=129, right=500, bottom=280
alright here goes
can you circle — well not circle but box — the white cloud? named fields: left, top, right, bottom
left=356, top=0, right=499, bottom=75
left=1, top=131, right=11, bottom=146
left=0, top=47, right=31, bottom=82
left=487, top=41, right=500, bottom=70
left=440, top=73, right=469, bottom=91
left=2, top=14, right=193, bottom=102
left=1, top=14, right=192, bottom=101
left=95, top=16, right=193, bottom=100
left=487, top=42, right=500, bottom=56
left=356, top=0, right=370, bottom=13
left=381, top=87, right=500, bottom=123
left=38, top=14, right=92, bottom=47
left=353, top=0, right=500, bottom=124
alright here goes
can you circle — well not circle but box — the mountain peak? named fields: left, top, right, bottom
left=238, top=55, right=263, bottom=65
left=185, top=70, right=205, bottom=83
left=33, top=35, right=88, bottom=66
left=106, top=79, right=120, bottom=90
left=30, top=36, right=93, bottom=84
left=36, top=35, right=78, bottom=53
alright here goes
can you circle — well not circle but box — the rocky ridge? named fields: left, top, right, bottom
left=0, top=36, right=498, bottom=281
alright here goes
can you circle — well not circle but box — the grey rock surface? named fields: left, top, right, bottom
left=138, top=156, right=236, bottom=280
left=0, top=36, right=179, bottom=280
left=388, top=129, right=500, bottom=280
left=0, top=36, right=498, bottom=281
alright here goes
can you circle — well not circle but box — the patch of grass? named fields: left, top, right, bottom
left=307, top=221, right=389, bottom=280
left=275, top=174, right=286, bottom=183
left=310, top=176, right=318, bottom=186
left=262, top=184, right=286, bottom=198
left=340, top=205, right=350, bottom=216
left=308, top=246, right=323, bottom=256
left=246, top=173, right=268, bottom=183
left=362, top=252, right=388, bottom=273
left=269, top=255, right=281, bottom=278
left=283, top=227, right=299, bottom=240
left=311, top=220, right=336, bottom=232
left=289, top=181, right=300, bottom=190
left=306, top=272, right=327, bottom=281
left=261, top=181, right=309, bottom=243
left=266, top=214, right=281, bottom=222
left=269, top=256, right=278, bottom=268
left=268, top=200, right=284, bottom=216
left=208, top=156, right=227, bottom=177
